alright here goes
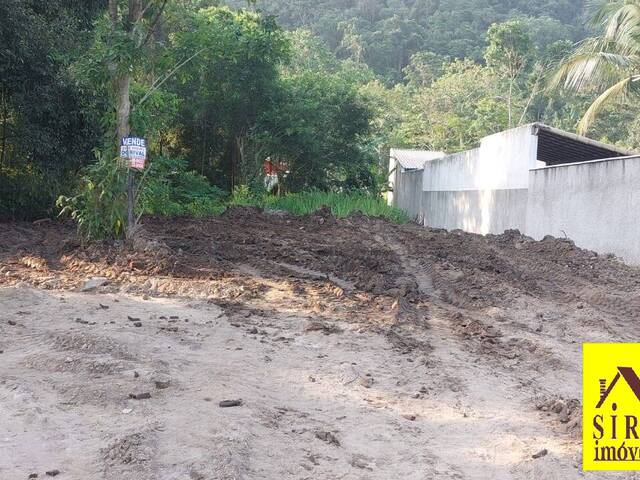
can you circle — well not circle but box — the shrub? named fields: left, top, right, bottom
left=59, top=154, right=228, bottom=240
left=137, top=156, right=227, bottom=217
left=57, top=152, right=127, bottom=240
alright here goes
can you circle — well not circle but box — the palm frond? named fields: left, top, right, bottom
left=590, top=1, right=640, bottom=56
left=577, top=74, right=640, bottom=134
left=551, top=42, right=632, bottom=92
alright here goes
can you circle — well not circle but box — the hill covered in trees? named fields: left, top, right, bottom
left=226, top=0, right=589, bottom=82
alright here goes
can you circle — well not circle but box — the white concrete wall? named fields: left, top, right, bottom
left=393, top=169, right=424, bottom=220
left=422, top=125, right=540, bottom=192
left=421, top=189, right=528, bottom=233
left=526, top=156, right=640, bottom=264
left=416, top=124, right=539, bottom=234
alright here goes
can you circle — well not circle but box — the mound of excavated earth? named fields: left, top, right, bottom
left=1, top=208, right=638, bottom=479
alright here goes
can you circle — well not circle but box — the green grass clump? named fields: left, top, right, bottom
left=257, top=191, right=408, bottom=223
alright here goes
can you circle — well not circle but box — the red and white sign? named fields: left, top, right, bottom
left=120, top=137, right=147, bottom=170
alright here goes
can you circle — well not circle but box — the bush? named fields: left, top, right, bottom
left=229, top=184, right=257, bottom=206
left=57, top=152, right=128, bottom=240
left=137, top=156, right=227, bottom=216
left=59, top=154, right=228, bottom=240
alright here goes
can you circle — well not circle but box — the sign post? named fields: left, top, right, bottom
left=120, top=137, right=147, bottom=235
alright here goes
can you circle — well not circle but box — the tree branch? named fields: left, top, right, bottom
left=135, top=48, right=207, bottom=108
left=140, top=0, right=169, bottom=47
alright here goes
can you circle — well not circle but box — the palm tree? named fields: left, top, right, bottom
left=554, top=0, right=640, bottom=135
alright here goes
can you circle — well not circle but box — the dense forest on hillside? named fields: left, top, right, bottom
left=2, top=0, right=639, bottom=234
left=227, top=0, right=589, bottom=81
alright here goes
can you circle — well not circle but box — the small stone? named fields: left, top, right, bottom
left=559, top=407, right=570, bottom=423
left=127, top=316, right=140, bottom=321
left=419, top=386, right=428, bottom=394
left=154, top=374, right=171, bottom=390
left=577, top=304, right=584, bottom=310
left=350, top=455, right=370, bottom=469
left=81, top=277, right=108, bottom=292
left=98, top=304, right=109, bottom=310
left=122, top=408, right=133, bottom=414
left=551, top=401, right=564, bottom=414
left=45, top=470, right=60, bottom=477
left=129, top=392, right=151, bottom=400
left=28, top=474, right=38, bottom=479
left=315, top=430, right=340, bottom=446
left=532, top=449, right=548, bottom=459
left=219, top=399, right=243, bottom=408
left=358, top=377, right=374, bottom=388
left=247, top=327, right=258, bottom=334
left=133, top=371, right=140, bottom=378
left=133, top=322, right=142, bottom=328
left=308, top=376, right=316, bottom=382
left=7, top=320, right=16, bottom=326
left=402, top=414, right=417, bottom=421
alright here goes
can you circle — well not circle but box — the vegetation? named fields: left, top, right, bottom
left=226, top=0, right=587, bottom=82
left=554, top=0, right=640, bottom=135
left=251, top=190, right=408, bottom=223
left=2, top=1, right=640, bottom=237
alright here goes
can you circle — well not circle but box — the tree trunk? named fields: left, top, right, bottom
left=507, top=79, right=513, bottom=129
left=114, top=74, right=136, bottom=238
left=116, top=75, right=131, bottom=141
left=0, top=88, right=8, bottom=167
left=118, top=0, right=141, bottom=238
left=109, top=0, right=118, bottom=25
left=233, top=134, right=246, bottom=190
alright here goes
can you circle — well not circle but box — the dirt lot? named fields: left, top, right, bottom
left=1, top=207, right=639, bottom=479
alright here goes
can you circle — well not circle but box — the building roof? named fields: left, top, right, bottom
left=390, top=149, right=445, bottom=170
left=533, top=123, right=635, bottom=166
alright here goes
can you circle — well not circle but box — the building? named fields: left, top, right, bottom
left=390, top=123, right=640, bottom=264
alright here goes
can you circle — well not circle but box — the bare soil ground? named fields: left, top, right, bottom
left=1, top=207, right=639, bottom=479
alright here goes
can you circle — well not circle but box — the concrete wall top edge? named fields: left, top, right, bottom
left=530, top=154, right=640, bottom=172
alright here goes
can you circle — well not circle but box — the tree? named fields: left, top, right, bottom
left=553, top=0, right=640, bottom=135
left=485, top=20, right=534, bottom=128
left=0, top=0, right=104, bottom=220
left=224, top=0, right=588, bottom=81
left=168, top=7, right=290, bottom=189
left=394, top=59, right=507, bottom=152
left=258, top=70, right=376, bottom=191
left=402, top=51, right=447, bottom=89
left=105, top=0, right=169, bottom=236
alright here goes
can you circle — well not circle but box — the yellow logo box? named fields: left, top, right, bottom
left=584, top=343, right=640, bottom=471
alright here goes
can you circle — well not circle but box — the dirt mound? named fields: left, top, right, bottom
left=3, top=210, right=640, bottom=479
left=1, top=209, right=638, bottom=309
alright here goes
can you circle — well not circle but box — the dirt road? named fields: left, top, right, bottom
left=1, top=208, right=639, bottom=479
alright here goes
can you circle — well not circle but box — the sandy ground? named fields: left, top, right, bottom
left=1, top=209, right=640, bottom=479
